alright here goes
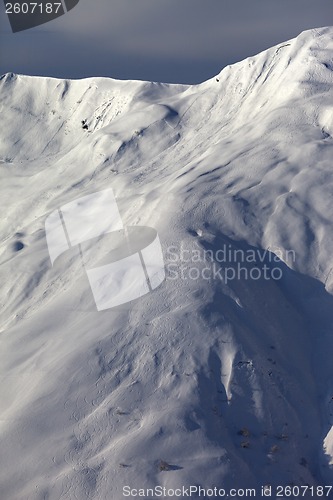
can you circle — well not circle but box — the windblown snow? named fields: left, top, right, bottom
left=1, top=27, right=333, bottom=499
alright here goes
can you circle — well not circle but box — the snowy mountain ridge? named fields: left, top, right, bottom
left=1, top=26, right=333, bottom=499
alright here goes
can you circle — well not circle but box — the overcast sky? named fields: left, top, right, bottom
left=0, top=0, right=332, bottom=84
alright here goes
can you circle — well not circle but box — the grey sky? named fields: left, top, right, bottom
left=0, top=0, right=332, bottom=83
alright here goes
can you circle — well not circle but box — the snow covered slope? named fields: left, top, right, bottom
left=1, top=26, right=333, bottom=499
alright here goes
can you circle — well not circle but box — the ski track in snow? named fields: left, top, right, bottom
left=1, top=26, right=333, bottom=499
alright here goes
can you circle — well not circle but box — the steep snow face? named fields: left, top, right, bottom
left=1, top=27, right=333, bottom=499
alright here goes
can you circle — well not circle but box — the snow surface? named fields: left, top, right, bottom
left=1, top=26, right=333, bottom=499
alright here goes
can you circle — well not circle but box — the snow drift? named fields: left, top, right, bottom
left=1, top=26, right=333, bottom=499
